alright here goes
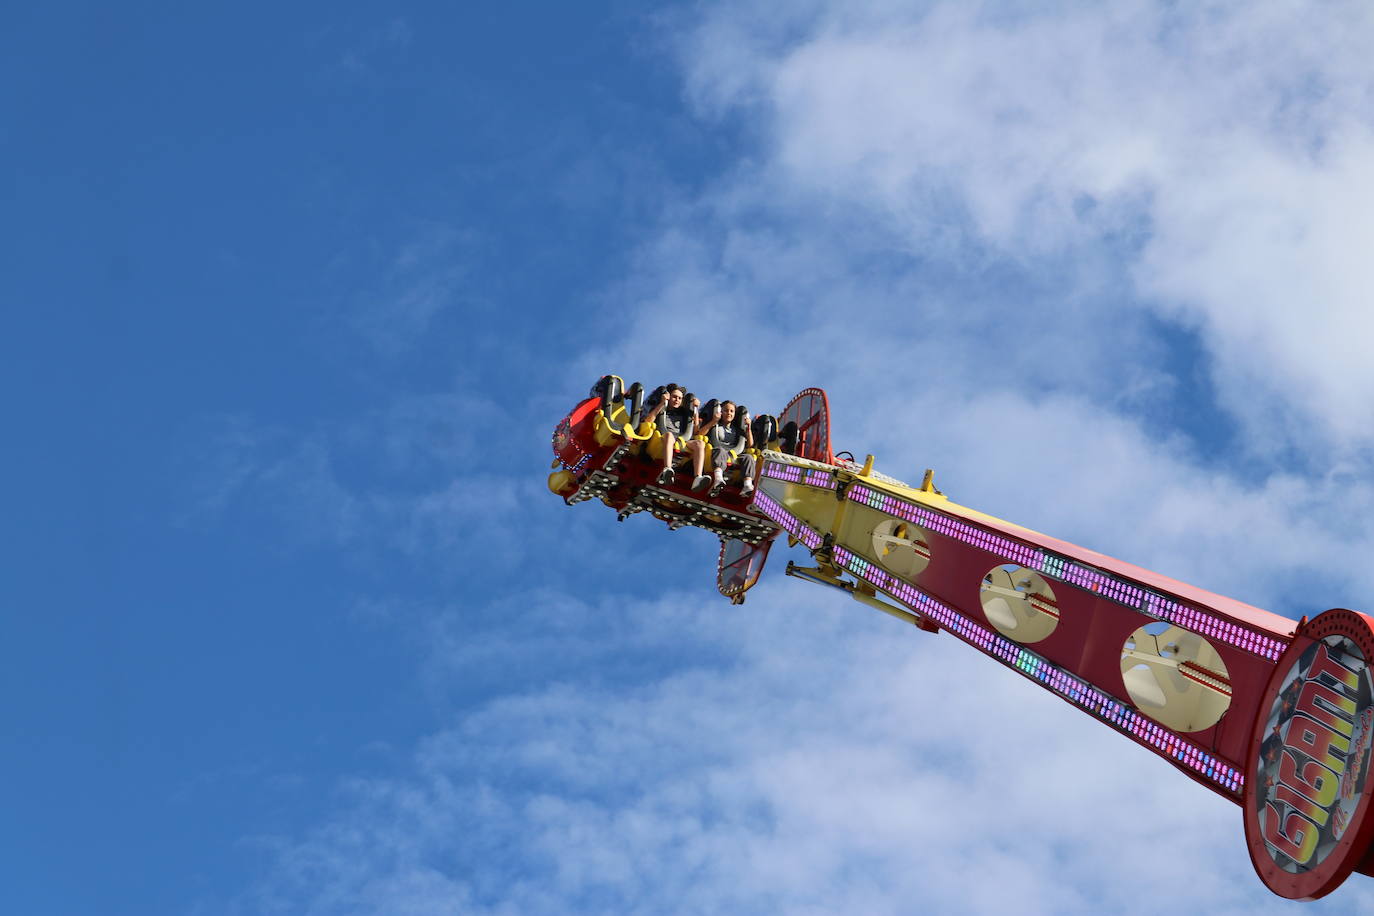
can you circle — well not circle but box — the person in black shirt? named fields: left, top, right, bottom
left=698, top=400, right=756, bottom=497
left=643, top=384, right=706, bottom=487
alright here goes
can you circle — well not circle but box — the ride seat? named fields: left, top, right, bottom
left=645, top=425, right=695, bottom=464
left=592, top=375, right=632, bottom=448
left=594, top=402, right=633, bottom=447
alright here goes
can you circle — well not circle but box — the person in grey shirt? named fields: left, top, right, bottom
left=643, top=384, right=706, bottom=487
left=698, top=400, right=757, bottom=497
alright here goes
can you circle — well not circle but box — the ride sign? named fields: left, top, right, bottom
left=1246, top=609, right=1374, bottom=898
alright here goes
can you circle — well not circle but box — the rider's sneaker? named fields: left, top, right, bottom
left=657, top=468, right=675, bottom=486
left=691, top=475, right=711, bottom=493
left=740, top=479, right=755, bottom=496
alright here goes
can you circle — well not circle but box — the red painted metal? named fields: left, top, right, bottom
left=1243, top=609, right=1374, bottom=899
left=553, top=377, right=1374, bottom=899
left=907, top=522, right=1273, bottom=799
left=550, top=388, right=772, bottom=536
left=718, top=538, right=771, bottom=599
left=779, top=387, right=833, bottom=464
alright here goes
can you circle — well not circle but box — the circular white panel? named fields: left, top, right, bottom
left=979, top=564, right=1059, bottom=644
left=1120, top=621, right=1232, bottom=733
left=870, top=519, right=931, bottom=580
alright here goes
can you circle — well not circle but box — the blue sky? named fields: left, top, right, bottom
left=9, top=1, right=1374, bottom=913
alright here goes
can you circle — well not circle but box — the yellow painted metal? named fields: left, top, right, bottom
left=771, top=473, right=848, bottom=550
left=765, top=451, right=1062, bottom=617
left=788, top=561, right=931, bottom=629
left=548, top=470, right=574, bottom=495
left=594, top=403, right=637, bottom=447
left=850, top=587, right=926, bottom=627
left=593, top=409, right=616, bottom=447
left=771, top=454, right=1039, bottom=543
left=622, top=421, right=652, bottom=441
left=860, top=454, right=874, bottom=476
left=842, top=460, right=1049, bottom=545
left=646, top=428, right=668, bottom=461
left=790, top=564, right=848, bottom=588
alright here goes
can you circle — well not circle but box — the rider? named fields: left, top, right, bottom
left=698, top=400, right=756, bottom=497
left=642, top=384, right=706, bottom=487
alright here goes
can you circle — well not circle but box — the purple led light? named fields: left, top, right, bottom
left=842, top=483, right=1284, bottom=662
left=762, top=461, right=840, bottom=493
left=1143, top=593, right=1286, bottom=661
left=752, top=492, right=798, bottom=537
left=805, top=469, right=837, bottom=489
left=764, top=463, right=804, bottom=484
left=870, top=487, right=1042, bottom=570
left=831, top=545, right=1244, bottom=797
left=768, top=462, right=1289, bottom=664
left=753, top=491, right=823, bottom=551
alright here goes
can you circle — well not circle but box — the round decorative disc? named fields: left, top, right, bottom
left=1243, top=608, right=1374, bottom=899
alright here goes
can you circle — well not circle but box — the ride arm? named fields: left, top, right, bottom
left=752, top=451, right=1292, bottom=807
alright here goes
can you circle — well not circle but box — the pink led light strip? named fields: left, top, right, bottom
left=847, top=483, right=1041, bottom=567
left=844, top=483, right=1286, bottom=662
left=832, top=545, right=1245, bottom=796
left=749, top=484, right=1247, bottom=794
left=758, top=462, right=1253, bottom=794
left=752, top=491, right=822, bottom=550
left=763, top=462, right=836, bottom=490
left=805, top=468, right=836, bottom=489
left=763, top=463, right=804, bottom=484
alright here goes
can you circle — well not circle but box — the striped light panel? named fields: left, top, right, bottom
left=832, top=545, right=1246, bottom=796
left=750, top=483, right=1248, bottom=792
left=752, top=491, right=822, bottom=550
left=843, top=482, right=1286, bottom=662
left=764, top=463, right=805, bottom=484
left=763, top=461, right=838, bottom=490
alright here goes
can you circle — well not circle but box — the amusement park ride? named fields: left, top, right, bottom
left=549, top=377, right=1374, bottom=901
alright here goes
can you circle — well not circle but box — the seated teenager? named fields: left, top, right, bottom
left=698, top=400, right=757, bottom=497
left=642, top=384, right=705, bottom=486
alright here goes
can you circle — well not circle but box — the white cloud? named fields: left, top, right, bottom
left=226, top=2, right=1374, bottom=911
left=681, top=0, right=1374, bottom=451
left=234, top=585, right=1374, bottom=914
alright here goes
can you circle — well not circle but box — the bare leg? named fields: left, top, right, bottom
left=687, top=440, right=710, bottom=492
left=662, top=431, right=677, bottom=471
left=657, top=432, right=679, bottom=484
